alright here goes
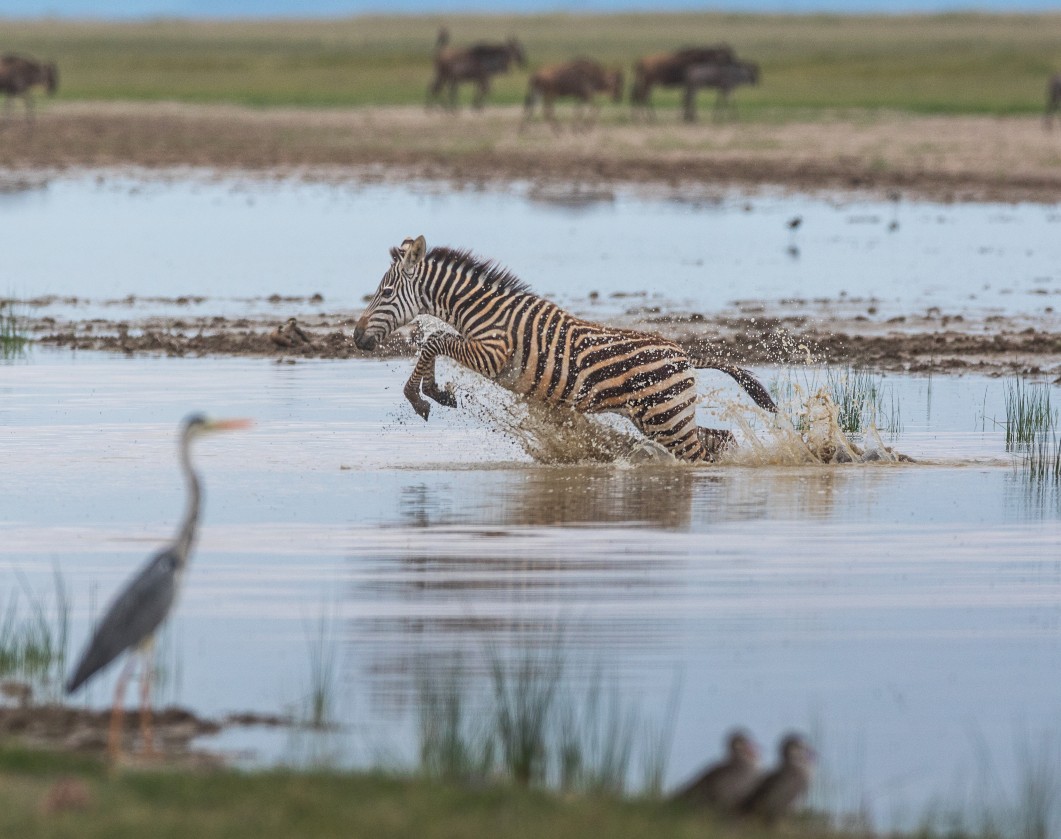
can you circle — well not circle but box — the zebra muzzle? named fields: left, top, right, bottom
left=352, top=324, right=377, bottom=351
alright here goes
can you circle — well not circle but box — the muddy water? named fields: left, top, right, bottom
left=4, top=174, right=1060, bottom=321
left=1, top=349, right=1059, bottom=825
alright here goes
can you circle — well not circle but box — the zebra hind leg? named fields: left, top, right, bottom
left=697, top=427, right=735, bottom=461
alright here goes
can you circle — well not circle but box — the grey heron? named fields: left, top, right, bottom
left=65, top=413, right=251, bottom=761
left=672, top=728, right=761, bottom=812
left=738, top=732, right=816, bottom=823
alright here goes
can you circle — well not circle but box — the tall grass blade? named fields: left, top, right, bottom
left=0, top=300, right=28, bottom=360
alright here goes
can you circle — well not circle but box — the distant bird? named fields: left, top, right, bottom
left=888, top=189, right=901, bottom=231
left=738, top=732, right=816, bottom=824
left=65, top=413, right=251, bottom=761
left=672, top=728, right=761, bottom=812
left=269, top=316, right=312, bottom=349
left=786, top=216, right=802, bottom=231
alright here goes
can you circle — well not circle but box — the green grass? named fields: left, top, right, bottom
left=0, top=301, right=29, bottom=360
left=826, top=367, right=900, bottom=436
left=1004, top=378, right=1055, bottom=452
left=0, top=570, right=70, bottom=702
left=0, top=743, right=764, bottom=839
left=1, top=13, right=1059, bottom=114
left=771, top=366, right=901, bottom=437
left=303, top=610, right=338, bottom=730
left=1004, top=379, right=1061, bottom=485
left=414, top=648, right=675, bottom=796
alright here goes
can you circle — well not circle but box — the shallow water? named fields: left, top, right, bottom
left=3, top=174, right=1060, bottom=322
left=1, top=348, right=1059, bottom=826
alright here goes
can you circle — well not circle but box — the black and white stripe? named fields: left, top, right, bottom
left=354, top=236, right=776, bottom=463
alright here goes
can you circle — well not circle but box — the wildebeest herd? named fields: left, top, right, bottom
left=430, top=30, right=762, bottom=128
left=426, top=29, right=1061, bottom=131
left=1, top=35, right=1059, bottom=131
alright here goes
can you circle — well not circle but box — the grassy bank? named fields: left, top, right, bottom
left=0, top=745, right=754, bottom=839
left=1, top=13, right=1059, bottom=114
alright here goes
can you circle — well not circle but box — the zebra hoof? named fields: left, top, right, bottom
left=410, top=398, right=431, bottom=421
left=424, top=384, right=457, bottom=408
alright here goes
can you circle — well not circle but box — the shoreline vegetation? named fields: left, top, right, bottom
left=0, top=13, right=1059, bottom=202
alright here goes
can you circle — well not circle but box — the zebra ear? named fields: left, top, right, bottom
left=402, top=235, right=427, bottom=268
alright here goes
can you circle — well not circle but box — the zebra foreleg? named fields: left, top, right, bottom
left=404, top=332, right=510, bottom=420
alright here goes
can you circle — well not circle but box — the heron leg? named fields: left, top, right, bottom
left=137, top=637, right=157, bottom=758
left=107, top=655, right=137, bottom=763
left=139, top=655, right=156, bottom=758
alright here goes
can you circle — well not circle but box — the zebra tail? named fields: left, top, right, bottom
left=692, top=361, right=778, bottom=413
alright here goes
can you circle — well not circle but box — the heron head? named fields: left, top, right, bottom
left=181, top=413, right=253, bottom=440
left=353, top=234, right=428, bottom=352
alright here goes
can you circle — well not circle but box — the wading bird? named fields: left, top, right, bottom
left=65, top=414, right=251, bottom=761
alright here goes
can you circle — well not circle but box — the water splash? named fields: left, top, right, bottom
left=463, top=390, right=667, bottom=466
left=722, top=386, right=910, bottom=466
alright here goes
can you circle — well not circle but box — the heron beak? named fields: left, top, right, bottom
left=208, top=418, right=254, bottom=432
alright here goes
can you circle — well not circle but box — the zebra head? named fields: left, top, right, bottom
left=353, top=235, right=428, bottom=351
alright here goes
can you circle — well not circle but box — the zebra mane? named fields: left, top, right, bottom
left=426, top=247, right=532, bottom=295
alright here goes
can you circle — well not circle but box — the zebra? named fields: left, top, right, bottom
left=352, top=236, right=778, bottom=463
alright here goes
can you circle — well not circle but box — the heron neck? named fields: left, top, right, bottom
left=175, top=435, right=201, bottom=564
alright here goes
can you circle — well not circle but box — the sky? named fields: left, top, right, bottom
left=4, top=0, right=1061, bottom=17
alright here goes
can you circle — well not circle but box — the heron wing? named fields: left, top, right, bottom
left=65, top=546, right=180, bottom=694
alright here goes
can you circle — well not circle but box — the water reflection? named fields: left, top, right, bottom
left=400, top=467, right=706, bottom=530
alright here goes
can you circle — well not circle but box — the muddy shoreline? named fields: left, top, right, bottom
left=24, top=304, right=1061, bottom=379
left=2, top=103, right=1061, bottom=204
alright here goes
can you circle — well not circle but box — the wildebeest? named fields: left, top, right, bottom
left=1046, top=73, right=1061, bottom=129
left=427, top=28, right=527, bottom=111
left=630, top=44, right=734, bottom=119
left=0, top=53, right=58, bottom=126
left=682, top=59, right=759, bottom=123
left=522, top=57, right=623, bottom=131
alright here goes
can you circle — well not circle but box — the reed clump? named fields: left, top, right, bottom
left=415, top=649, right=673, bottom=797
left=0, top=301, right=28, bottom=360
left=1005, top=379, right=1061, bottom=484
left=0, top=571, right=70, bottom=702
left=771, top=366, right=901, bottom=437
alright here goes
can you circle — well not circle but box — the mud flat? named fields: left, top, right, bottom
left=2, top=104, right=1061, bottom=203
left=0, top=701, right=290, bottom=767
left=24, top=303, right=1061, bottom=379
